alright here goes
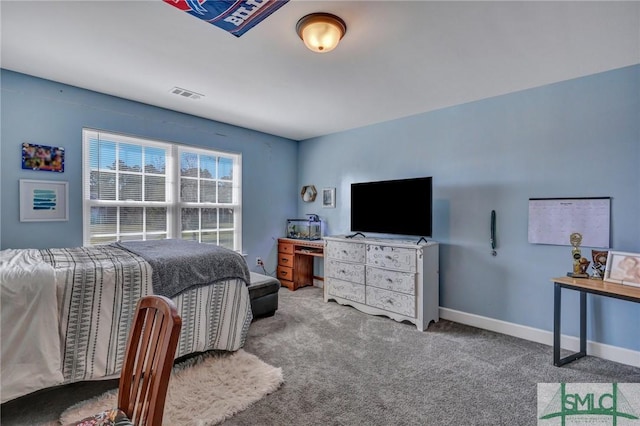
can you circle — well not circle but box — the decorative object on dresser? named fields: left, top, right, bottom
left=277, top=238, right=324, bottom=291
left=324, top=236, right=439, bottom=331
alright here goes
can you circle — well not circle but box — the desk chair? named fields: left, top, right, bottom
left=71, top=295, right=182, bottom=426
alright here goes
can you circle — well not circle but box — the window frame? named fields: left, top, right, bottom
left=82, top=128, right=242, bottom=251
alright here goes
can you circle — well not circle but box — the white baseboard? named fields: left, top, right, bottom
left=439, top=307, right=640, bottom=368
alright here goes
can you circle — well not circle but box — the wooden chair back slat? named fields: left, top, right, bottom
left=118, top=295, right=182, bottom=426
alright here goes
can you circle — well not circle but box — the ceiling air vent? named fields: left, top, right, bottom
left=170, top=87, right=204, bottom=100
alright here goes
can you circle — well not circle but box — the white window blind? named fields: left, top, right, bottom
left=82, top=129, right=242, bottom=250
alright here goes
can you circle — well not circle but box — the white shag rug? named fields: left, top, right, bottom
left=59, top=349, right=284, bottom=426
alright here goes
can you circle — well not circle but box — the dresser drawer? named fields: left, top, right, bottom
left=366, top=244, right=416, bottom=272
left=278, top=242, right=294, bottom=255
left=277, top=265, right=293, bottom=282
left=326, top=278, right=365, bottom=304
left=326, top=241, right=365, bottom=263
left=326, top=260, right=365, bottom=284
left=366, top=266, right=415, bottom=295
left=278, top=253, right=294, bottom=267
left=366, top=286, right=415, bottom=317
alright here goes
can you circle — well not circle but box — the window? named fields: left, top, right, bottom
left=82, top=129, right=242, bottom=250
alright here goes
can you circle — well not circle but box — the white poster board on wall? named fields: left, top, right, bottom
left=527, top=197, right=610, bottom=248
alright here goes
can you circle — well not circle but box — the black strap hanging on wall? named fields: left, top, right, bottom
left=490, top=210, right=497, bottom=256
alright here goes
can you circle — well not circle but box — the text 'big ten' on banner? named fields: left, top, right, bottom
left=163, top=0, right=289, bottom=37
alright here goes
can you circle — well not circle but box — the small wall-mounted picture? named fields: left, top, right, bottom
left=22, top=142, right=65, bottom=172
left=322, top=187, right=336, bottom=208
left=301, top=185, right=317, bottom=202
left=19, top=179, right=69, bottom=222
left=604, top=251, right=640, bottom=288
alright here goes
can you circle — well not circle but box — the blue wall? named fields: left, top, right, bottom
left=297, top=65, right=640, bottom=352
left=2, top=66, right=638, bottom=353
left=0, top=70, right=298, bottom=272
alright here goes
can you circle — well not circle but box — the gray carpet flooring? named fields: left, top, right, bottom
left=2, top=286, right=638, bottom=425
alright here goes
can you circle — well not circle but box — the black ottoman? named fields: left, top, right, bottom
left=248, top=272, right=281, bottom=319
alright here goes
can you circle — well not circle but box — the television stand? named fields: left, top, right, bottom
left=324, top=236, right=439, bottom=331
left=416, top=237, right=429, bottom=244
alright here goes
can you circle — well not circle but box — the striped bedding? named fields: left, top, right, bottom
left=0, top=244, right=252, bottom=403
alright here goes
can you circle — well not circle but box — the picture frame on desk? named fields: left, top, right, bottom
left=603, top=251, right=640, bottom=288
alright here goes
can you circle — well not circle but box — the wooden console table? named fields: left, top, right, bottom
left=551, top=276, right=640, bottom=366
left=277, top=238, right=324, bottom=291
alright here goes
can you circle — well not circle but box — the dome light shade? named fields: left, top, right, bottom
left=296, top=13, right=346, bottom=53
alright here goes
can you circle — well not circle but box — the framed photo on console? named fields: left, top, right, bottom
left=604, top=251, right=640, bottom=287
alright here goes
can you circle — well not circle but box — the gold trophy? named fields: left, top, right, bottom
left=568, top=232, right=589, bottom=278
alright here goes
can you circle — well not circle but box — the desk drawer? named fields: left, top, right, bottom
left=277, top=265, right=293, bottom=282
left=278, top=253, right=294, bottom=267
left=279, top=242, right=294, bottom=254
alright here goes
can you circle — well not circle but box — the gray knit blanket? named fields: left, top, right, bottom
left=112, top=239, right=250, bottom=298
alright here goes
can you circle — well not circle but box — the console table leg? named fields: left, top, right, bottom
left=553, top=283, right=562, bottom=366
left=579, top=291, right=587, bottom=354
left=554, top=285, right=588, bottom=366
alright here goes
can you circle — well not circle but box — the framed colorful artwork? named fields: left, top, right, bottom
left=22, top=142, right=65, bottom=172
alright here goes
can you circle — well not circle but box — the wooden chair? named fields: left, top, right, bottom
left=71, top=295, right=182, bottom=426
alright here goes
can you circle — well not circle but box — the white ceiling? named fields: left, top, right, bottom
left=2, top=1, right=639, bottom=141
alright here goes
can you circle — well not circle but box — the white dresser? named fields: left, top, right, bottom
left=324, top=236, right=439, bottom=331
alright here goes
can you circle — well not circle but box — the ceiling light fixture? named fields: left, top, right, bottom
left=296, top=13, right=347, bottom=53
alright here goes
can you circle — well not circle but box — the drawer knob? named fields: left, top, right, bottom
left=281, top=258, right=289, bottom=263
left=386, top=278, right=393, bottom=283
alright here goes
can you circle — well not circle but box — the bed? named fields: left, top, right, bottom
left=0, top=239, right=253, bottom=403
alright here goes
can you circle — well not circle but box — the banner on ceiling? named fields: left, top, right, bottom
left=164, top=0, right=289, bottom=37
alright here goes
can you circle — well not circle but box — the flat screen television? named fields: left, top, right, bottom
left=350, top=176, right=432, bottom=237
